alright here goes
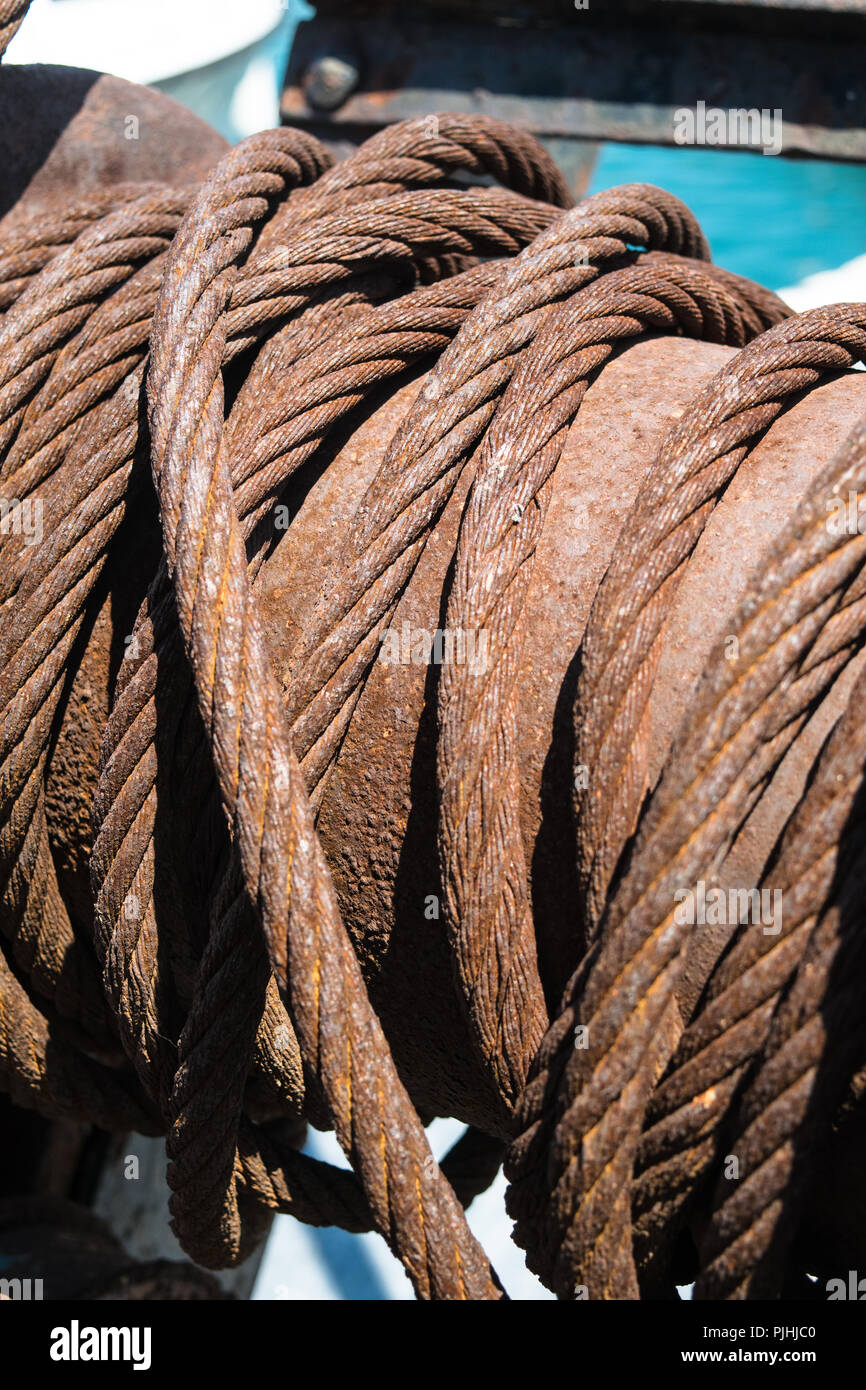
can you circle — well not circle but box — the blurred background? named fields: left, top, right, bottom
left=8, top=0, right=865, bottom=1299
left=6, top=0, right=300, bottom=144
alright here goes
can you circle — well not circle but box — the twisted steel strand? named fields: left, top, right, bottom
left=88, top=130, right=572, bottom=1232
left=436, top=254, right=789, bottom=1123
left=693, top=418, right=866, bottom=1299
left=631, top=649, right=865, bottom=1279
left=285, top=187, right=710, bottom=807
left=144, top=130, right=503, bottom=1300
left=2, top=96, right=866, bottom=1301
left=573, top=307, right=866, bottom=943
left=91, top=267, right=505, bottom=1153
left=506, top=307, right=866, bottom=1299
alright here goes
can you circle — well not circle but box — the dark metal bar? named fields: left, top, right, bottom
left=281, top=4, right=866, bottom=163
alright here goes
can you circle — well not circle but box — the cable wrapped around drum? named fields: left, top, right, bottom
left=3, top=0, right=866, bottom=1300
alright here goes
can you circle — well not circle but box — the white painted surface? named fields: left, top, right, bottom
left=778, top=253, right=866, bottom=311
left=4, top=0, right=296, bottom=141
left=5, top=0, right=287, bottom=84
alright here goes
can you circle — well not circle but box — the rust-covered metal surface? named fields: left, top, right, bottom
left=0, top=66, right=228, bottom=226
left=44, top=330, right=866, bottom=1290
left=253, top=337, right=866, bottom=1131
left=5, top=0, right=866, bottom=1301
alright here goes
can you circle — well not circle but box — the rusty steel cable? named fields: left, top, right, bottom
left=436, top=253, right=789, bottom=1126
left=506, top=350, right=866, bottom=1297
left=3, top=8, right=866, bottom=1297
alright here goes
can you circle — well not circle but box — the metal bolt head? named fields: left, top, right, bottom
left=303, top=54, right=359, bottom=112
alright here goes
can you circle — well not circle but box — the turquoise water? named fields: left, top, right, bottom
left=589, top=144, right=866, bottom=291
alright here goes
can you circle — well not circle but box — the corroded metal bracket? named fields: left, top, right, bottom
left=281, top=0, right=866, bottom=166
